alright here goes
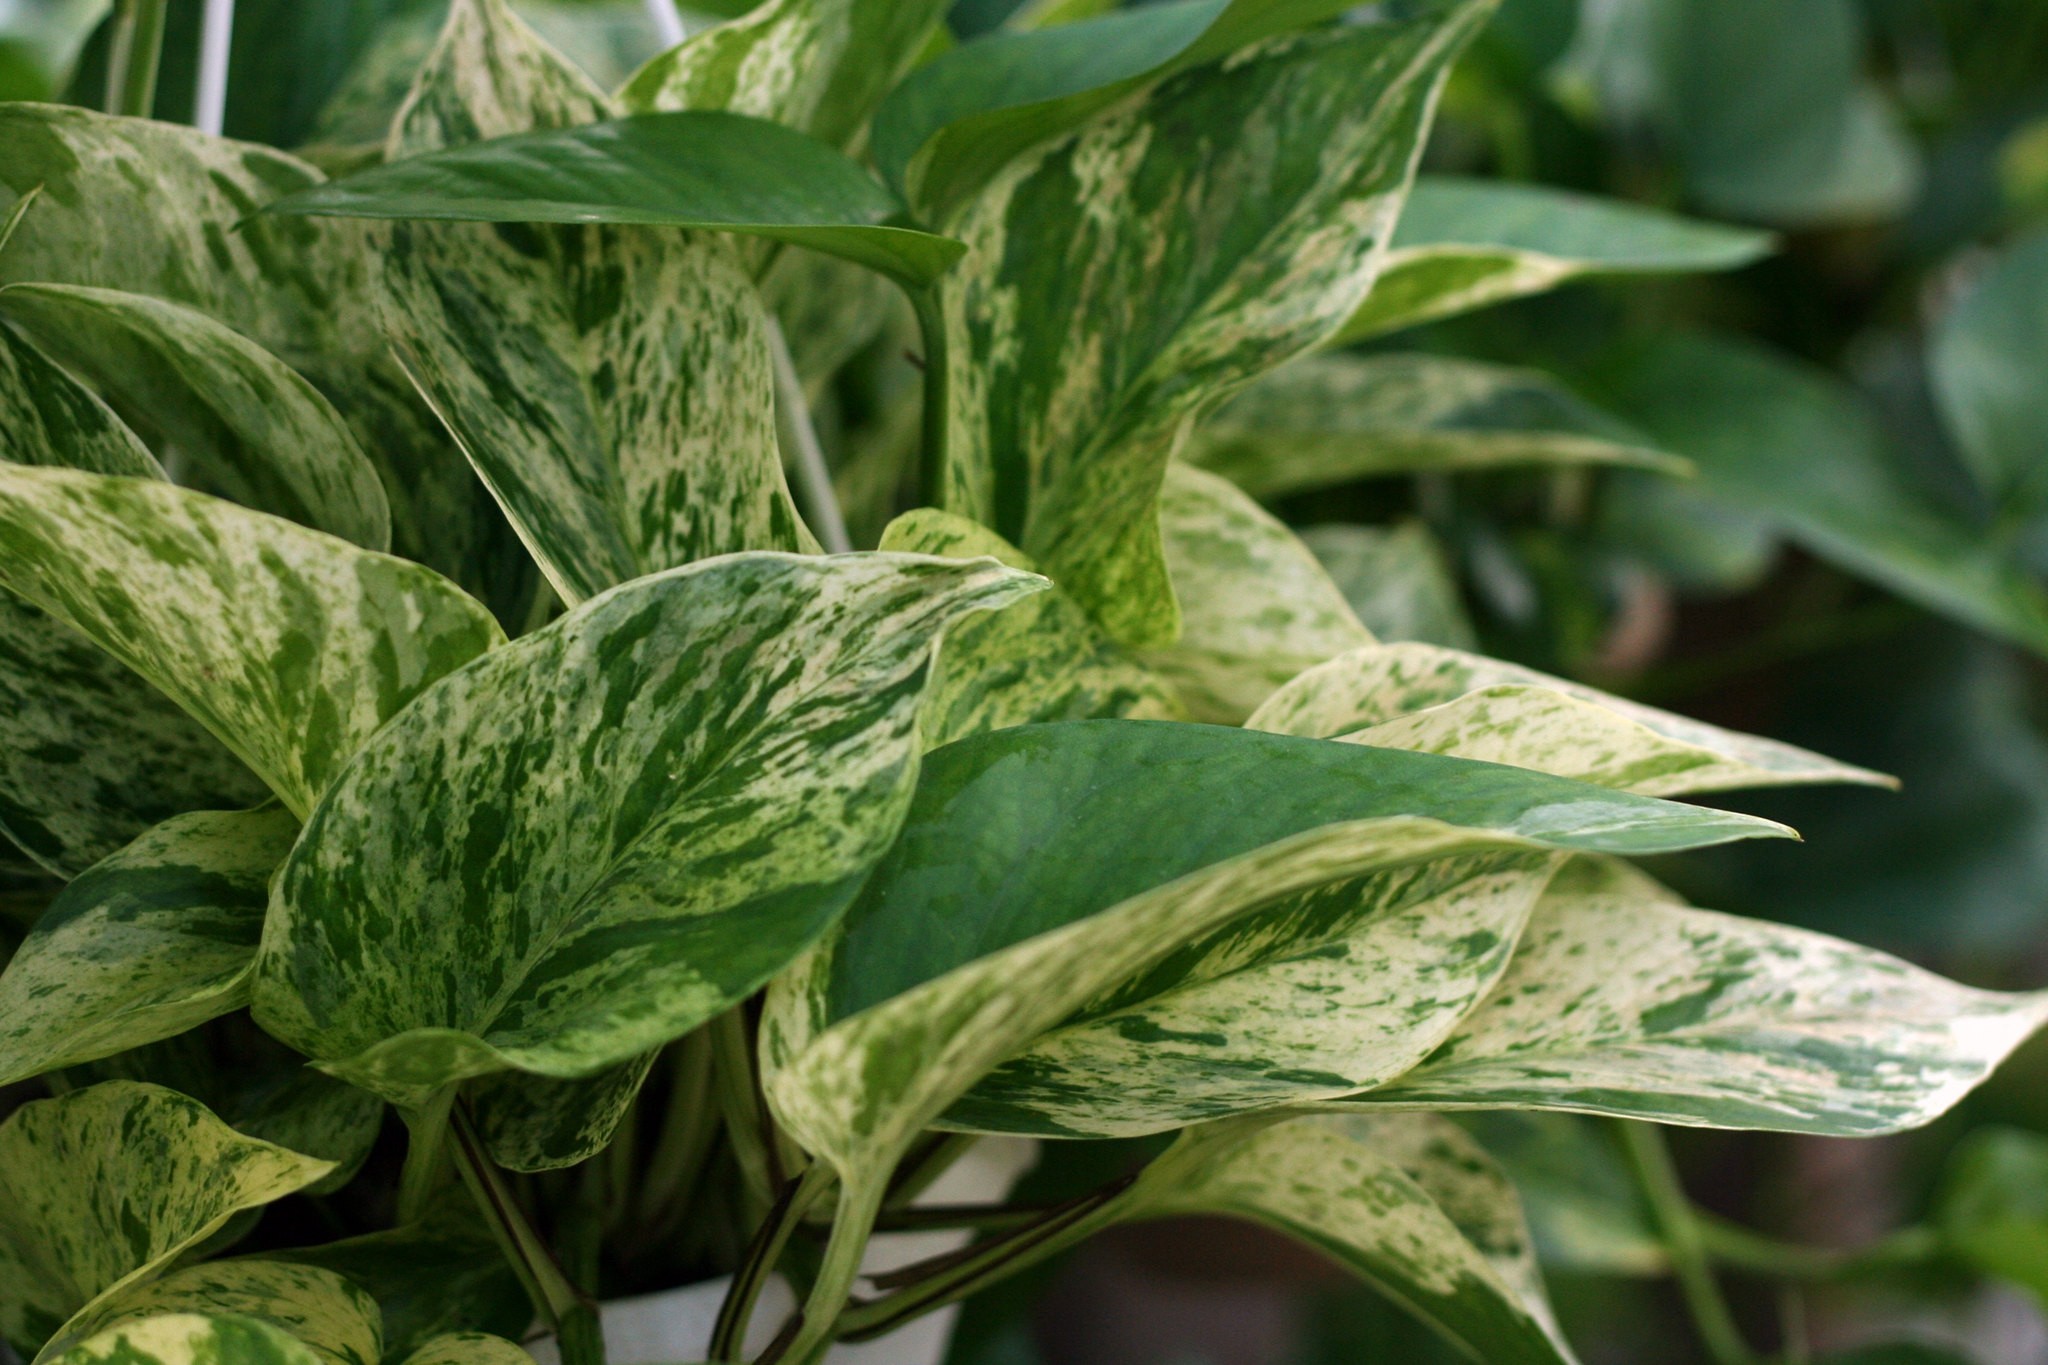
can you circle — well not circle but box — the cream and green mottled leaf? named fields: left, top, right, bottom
left=222, top=1070, right=386, bottom=1200
left=398, top=1335, right=534, bottom=1365
left=1186, top=353, right=1685, bottom=499
left=1333, top=177, right=1772, bottom=343
left=879, top=510, right=1180, bottom=747
left=0, top=808, right=299, bottom=1087
left=1249, top=641, right=1891, bottom=798
left=0, top=342, right=265, bottom=876
left=471, top=1052, right=659, bottom=1172
left=377, top=0, right=811, bottom=608
left=1139, top=465, right=1371, bottom=724
left=0, top=284, right=391, bottom=551
left=764, top=721, right=1789, bottom=1183
left=0, top=467, right=504, bottom=820
left=0, top=106, right=523, bottom=617
left=1300, top=522, right=1478, bottom=650
left=44, top=1314, right=324, bottom=1365
left=936, top=4, right=1492, bottom=646
left=53, top=1264, right=380, bottom=1365
left=1335, top=884, right=2048, bottom=1135
left=252, top=553, right=1041, bottom=1109
left=0, top=1083, right=333, bottom=1356
left=1121, top=1114, right=1576, bottom=1363
left=275, top=1207, right=528, bottom=1355
left=620, top=0, right=951, bottom=155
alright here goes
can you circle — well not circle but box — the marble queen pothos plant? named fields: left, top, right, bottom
left=0, top=1, right=2045, bottom=1364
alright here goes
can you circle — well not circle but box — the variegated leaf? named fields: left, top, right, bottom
left=398, top=1335, right=534, bottom=1365
left=53, top=1264, right=381, bottom=1365
left=219, top=1067, right=385, bottom=1201
left=1333, top=177, right=1772, bottom=343
left=1248, top=642, right=1891, bottom=798
left=0, top=106, right=524, bottom=617
left=44, top=1314, right=323, bottom=1365
left=471, top=1052, right=659, bottom=1172
left=1122, top=1114, right=1576, bottom=1363
left=1186, top=353, right=1685, bottom=499
left=0, top=807, right=299, bottom=1087
left=0, top=284, right=391, bottom=551
left=0, top=466, right=505, bottom=820
left=763, top=721, right=1789, bottom=1183
left=0, top=1082, right=332, bottom=1356
left=0, top=344, right=263, bottom=874
left=1335, top=881, right=2048, bottom=1135
left=377, top=0, right=812, bottom=608
left=1299, top=522, right=1478, bottom=651
left=620, top=0, right=951, bottom=155
left=935, top=5, right=1490, bottom=646
left=1139, top=465, right=1371, bottom=724
left=251, top=553, right=1042, bottom=1109
left=878, top=509, right=1181, bottom=748
left=275, top=1206, right=529, bottom=1356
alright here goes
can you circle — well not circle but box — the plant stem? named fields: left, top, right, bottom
left=710, top=1164, right=835, bottom=1361
left=1616, top=1121, right=1755, bottom=1365
left=767, top=316, right=852, bottom=554
left=712, top=1006, right=783, bottom=1213
left=637, top=1032, right=717, bottom=1238
left=397, top=1090, right=456, bottom=1224
left=883, top=1132, right=975, bottom=1210
left=776, top=1175, right=886, bottom=1365
left=104, top=0, right=169, bottom=118
left=835, top=1175, right=1135, bottom=1341
left=874, top=1202, right=1046, bottom=1234
left=449, top=1101, right=606, bottom=1365
left=1698, top=1215, right=1939, bottom=1281
left=909, top=287, right=950, bottom=513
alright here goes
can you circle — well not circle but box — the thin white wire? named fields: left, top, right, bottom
left=644, top=0, right=687, bottom=48
left=193, top=0, right=234, bottom=135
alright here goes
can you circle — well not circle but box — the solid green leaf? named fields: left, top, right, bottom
left=935, top=4, right=1491, bottom=646
left=1928, top=228, right=2048, bottom=515
left=1139, top=464, right=1373, bottom=723
left=0, top=1082, right=333, bottom=1356
left=357, top=0, right=815, bottom=608
left=0, top=467, right=504, bottom=821
left=878, top=509, right=1182, bottom=748
left=1299, top=523, right=1478, bottom=651
left=620, top=0, right=952, bottom=156
left=275, top=1207, right=529, bottom=1356
left=0, top=106, right=528, bottom=618
left=1333, top=177, right=1771, bottom=342
left=1186, top=353, right=1686, bottom=498
left=45, top=1314, right=324, bottom=1365
left=1122, top=1114, right=1577, bottom=1364
left=0, top=807, right=299, bottom=1087
left=764, top=720, right=1790, bottom=1175
left=1598, top=332, right=2048, bottom=657
left=1248, top=642, right=1891, bottom=798
left=252, top=552, right=1041, bottom=1109
left=54, top=1263, right=381, bottom=1365
left=1335, top=876, right=2048, bottom=1135
left=0, top=284, right=391, bottom=551
left=878, top=0, right=1364, bottom=217
left=1936, top=1126, right=2048, bottom=1305
left=268, top=113, right=965, bottom=290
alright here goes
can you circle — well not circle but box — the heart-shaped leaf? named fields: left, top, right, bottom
left=53, top=1263, right=381, bottom=1365
left=0, top=807, right=299, bottom=1087
left=0, top=465, right=504, bottom=820
left=1140, top=465, right=1372, bottom=724
left=44, top=1314, right=323, bottom=1365
left=274, top=1206, right=529, bottom=1356
left=1186, top=353, right=1687, bottom=499
left=1333, top=177, right=1772, bottom=342
left=252, top=552, right=1041, bottom=1109
left=1249, top=642, right=1892, bottom=798
left=935, top=3, right=1490, bottom=646
left=0, top=284, right=391, bottom=551
left=1299, top=523, right=1477, bottom=651
left=0, top=1082, right=333, bottom=1356
left=397, top=1335, right=534, bottom=1365
left=1333, top=871, right=2048, bottom=1134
